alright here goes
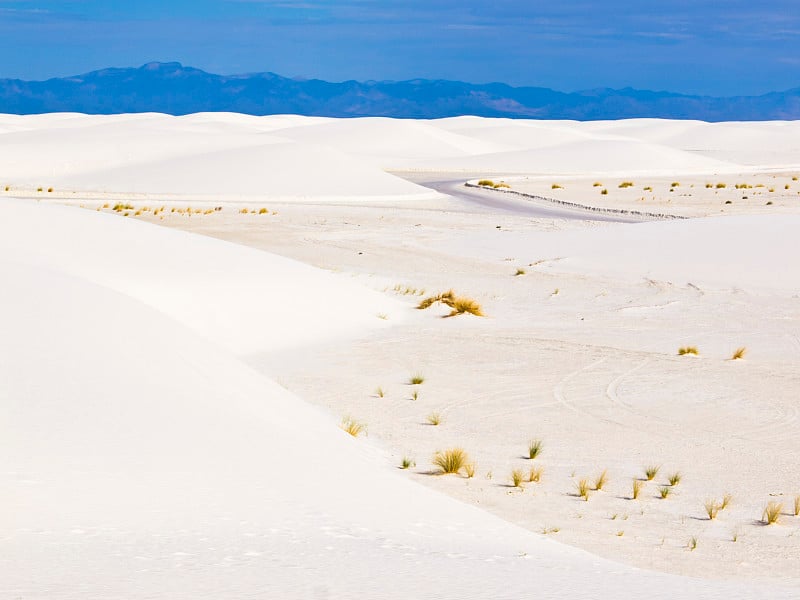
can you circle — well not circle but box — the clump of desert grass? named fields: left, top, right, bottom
left=763, top=501, right=783, bottom=525
left=704, top=499, right=721, bottom=520
left=678, top=346, right=699, bottom=356
left=600, top=189, right=608, bottom=195
left=671, top=182, right=680, bottom=187
left=493, top=182, right=511, bottom=189
left=688, top=536, right=698, bottom=551
left=791, top=495, right=800, bottom=516
left=426, top=412, right=442, bottom=426
left=340, top=417, right=366, bottom=437
left=400, top=456, right=415, bottom=469
left=514, top=268, right=526, bottom=276
left=409, top=374, right=425, bottom=385
left=716, top=182, right=727, bottom=189
left=659, top=486, right=672, bottom=499
left=527, top=439, right=543, bottom=460
left=576, top=478, right=591, bottom=501
left=593, top=181, right=603, bottom=187
left=631, top=479, right=644, bottom=500
left=433, top=448, right=468, bottom=475
left=594, top=469, right=609, bottom=491
left=720, top=493, right=732, bottom=510
left=644, top=465, right=660, bottom=481
left=643, top=186, right=653, bottom=191
left=375, top=387, right=385, bottom=398
left=464, top=463, right=476, bottom=478
left=731, top=347, right=747, bottom=360
left=477, top=179, right=495, bottom=187
left=511, top=469, right=526, bottom=488
left=418, top=290, right=483, bottom=317
left=411, top=390, right=419, bottom=401
left=528, top=466, right=543, bottom=483
left=618, top=181, right=634, bottom=188
left=551, top=183, right=563, bottom=189
left=668, top=472, right=682, bottom=486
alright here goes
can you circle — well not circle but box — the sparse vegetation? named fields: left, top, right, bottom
left=594, top=469, right=608, bottom=491
left=411, top=390, right=419, bottom=401
left=688, top=536, right=698, bottom=551
left=400, top=456, right=415, bottom=469
left=644, top=465, right=660, bottom=481
left=593, top=181, right=603, bottom=187
left=720, top=493, right=732, bottom=510
left=511, top=469, right=526, bottom=488
left=600, top=189, right=608, bottom=195
left=493, top=182, right=511, bottom=189
left=341, top=417, right=366, bottom=437
left=668, top=472, right=682, bottom=486
left=678, top=346, right=699, bottom=356
left=659, top=486, right=672, bottom=499
left=433, top=448, right=468, bottom=475
left=527, top=439, right=543, bottom=460
left=618, top=181, right=634, bottom=188
left=477, top=179, right=495, bottom=187
left=258, top=207, right=268, bottom=214
left=47, top=187, right=53, bottom=193
left=515, top=268, right=526, bottom=276
left=643, top=186, right=653, bottom=191
left=410, top=375, right=425, bottom=385
left=793, top=495, right=800, bottom=516
left=552, top=183, right=563, bottom=189
left=528, top=466, right=543, bottom=482
left=576, top=478, right=591, bottom=501
left=704, top=499, right=720, bottom=520
left=731, top=347, right=746, bottom=360
left=716, top=183, right=727, bottom=189
left=763, top=501, right=783, bottom=525
left=632, top=479, right=644, bottom=500
left=426, top=412, right=442, bottom=426
left=671, top=182, right=680, bottom=187
left=375, top=387, right=385, bottom=398
left=465, top=463, right=476, bottom=478
left=418, top=290, right=484, bottom=317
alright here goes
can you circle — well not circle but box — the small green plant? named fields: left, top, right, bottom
left=433, top=448, right=468, bottom=474
left=410, top=375, right=425, bottom=385
left=594, top=469, right=608, bottom=491
left=400, top=456, right=415, bottom=469
left=632, top=479, right=644, bottom=500
left=528, top=466, right=543, bottom=482
left=704, top=499, right=720, bottom=520
left=527, top=439, right=543, bottom=460
left=511, top=469, right=525, bottom=488
left=341, top=417, right=365, bottom=437
left=477, top=179, right=495, bottom=187
left=659, top=486, right=672, bottom=499
left=644, top=465, right=660, bottom=481
left=427, top=412, right=442, bottom=426
left=688, top=536, right=698, bottom=551
left=763, top=501, right=782, bottom=525
left=464, top=463, right=476, bottom=478
left=576, top=478, right=591, bottom=501
left=515, top=268, right=526, bottom=276
left=678, top=346, right=699, bottom=356
left=668, top=472, right=682, bottom=486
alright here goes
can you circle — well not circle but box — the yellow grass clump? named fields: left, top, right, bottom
left=731, top=347, right=746, bottom=360
left=418, top=290, right=483, bottom=317
left=477, top=179, right=495, bottom=187
left=433, top=448, right=469, bottom=475
left=340, top=417, right=366, bottom=437
left=678, top=346, right=699, bottom=356
left=763, top=501, right=782, bottom=525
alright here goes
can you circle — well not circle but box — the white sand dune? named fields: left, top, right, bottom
left=3, top=113, right=800, bottom=598
left=3, top=198, right=787, bottom=598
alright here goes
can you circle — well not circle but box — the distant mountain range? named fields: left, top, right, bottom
left=1, top=62, right=799, bottom=121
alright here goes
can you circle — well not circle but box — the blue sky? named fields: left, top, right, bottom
left=0, top=1, right=798, bottom=95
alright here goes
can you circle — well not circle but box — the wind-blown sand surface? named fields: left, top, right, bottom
left=2, top=114, right=799, bottom=598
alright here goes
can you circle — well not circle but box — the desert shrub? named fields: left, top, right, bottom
left=601, top=189, right=608, bottom=195
left=528, top=466, right=543, bottom=482
left=433, top=448, right=468, bottom=474
left=659, top=486, right=672, bottom=499
left=552, top=184, right=563, bottom=189
left=716, top=183, right=727, bottom=188
left=528, top=439, right=543, bottom=459
left=493, top=182, right=510, bottom=189
left=341, top=417, right=365, bottom=437
left=678, top=346, right=699, bottom=356
left=632, top=479, right=644, bottom=499
left=668, top=472, right=682, bottom=486
left=731, top=347, right=746, bottom=360
left=515, top=268, right=526, bottom=276
left=410, top=374, right=425, bottom=385
left=426, top=412, right=442, bottom=426
left=477, top=179, right=495, bottom=187
left=511, top=469, right=525, bottom=487
left=400, top=456, right=415, bottom=469
left=418, top=290, right=483, bottom=317
left=593, top=182, right=603, bottom=187
left=644, top=465, right=660, bottom=480
left=763, top=501, right=782, bottom=525
left=618, top=181, right=634, bottom=188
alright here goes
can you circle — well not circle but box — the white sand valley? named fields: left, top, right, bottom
left=2, top=113, right=800, bottom=598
